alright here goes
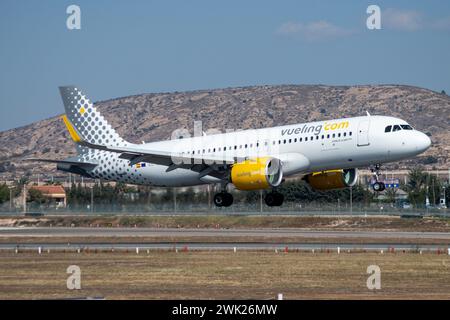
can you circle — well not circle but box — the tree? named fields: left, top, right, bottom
left=384, top=187, right=398, bottom=205
left=28, top=189, right=46, bottom=204
left=0, top=184, right=10, bottom=204
left=405, top=167, right=429, bottom=207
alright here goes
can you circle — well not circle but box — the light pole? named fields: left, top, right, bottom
left=349, top=186, right=353, bottom=215
left=90, top=186, right=94, bottom=213
left=173, top=188, right=177, bottom=212
left=22, top=183, right=27, bottom=214
left=260, top=189, right=263, bottom=213
left=9, top=187, right=13, bottom=212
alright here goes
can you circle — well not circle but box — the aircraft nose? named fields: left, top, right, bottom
left=416, top=132, right=431, bottom=153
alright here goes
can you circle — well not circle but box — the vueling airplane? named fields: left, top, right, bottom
left=29, top=86, right=431, bottom=207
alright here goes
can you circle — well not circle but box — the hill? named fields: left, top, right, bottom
left=0, top=84, right=449, bottom=180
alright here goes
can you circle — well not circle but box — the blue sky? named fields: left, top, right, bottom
left=1, top=0, right=449, bottom=131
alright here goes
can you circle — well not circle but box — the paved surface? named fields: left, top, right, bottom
left=0, top=242, right=448, bottom=251
left=1, top=227, right=450, bottom=239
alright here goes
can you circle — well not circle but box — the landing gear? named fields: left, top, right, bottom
left=264, top=192, right=284, bottom=207
left=372, top=182, right=385, bottom=192
left=370, top=164, right=385, bottom=192
left=213, top=192, right=233, bottom=207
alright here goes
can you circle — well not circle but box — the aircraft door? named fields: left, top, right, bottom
left=357, top=119, right=370, bottom=147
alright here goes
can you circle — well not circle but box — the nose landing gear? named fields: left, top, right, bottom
left=370, top=164, right=385, bottom=192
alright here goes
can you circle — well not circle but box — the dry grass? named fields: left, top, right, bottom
left=1, top=251, right=450, bottom=300
left=1, top=215, right=450, bottom=232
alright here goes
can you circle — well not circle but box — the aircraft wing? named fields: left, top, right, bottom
left=79, top=140, right=243, bottom=178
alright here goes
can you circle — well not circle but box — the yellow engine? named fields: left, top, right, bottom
left=231, top=157, right=283, bottom=191
left=305, top=168, right=358, bottom=190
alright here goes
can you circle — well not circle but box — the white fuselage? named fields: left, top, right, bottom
left=83, top=115, right=431, bottom=187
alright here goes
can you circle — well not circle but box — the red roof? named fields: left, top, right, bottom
left=30, top=185, right=66, bottom=195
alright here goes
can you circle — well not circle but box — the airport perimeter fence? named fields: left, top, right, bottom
left=0, top=201, right=448, bottom=217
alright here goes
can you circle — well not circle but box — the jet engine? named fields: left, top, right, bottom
left=305, top=168, right=358, bottom=190
left=231, top=157, right=283, bottom=190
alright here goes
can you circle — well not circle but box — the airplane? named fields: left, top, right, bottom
left=28, top=86, right=431, bottom=207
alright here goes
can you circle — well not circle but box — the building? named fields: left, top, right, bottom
left=29, top=185, right=67, bottom=208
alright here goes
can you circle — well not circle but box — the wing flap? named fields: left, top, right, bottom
left=81, top=140, right=240, bottom=167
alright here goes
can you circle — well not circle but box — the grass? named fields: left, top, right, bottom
left=1, top=251, right=450, bottom=299
left=1, top=215, right=450, bottom=232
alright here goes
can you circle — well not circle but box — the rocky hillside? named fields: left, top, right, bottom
left=0, top=84, right=449, bottom=179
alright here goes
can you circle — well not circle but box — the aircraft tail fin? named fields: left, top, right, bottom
left=59, top=86, right=130, bottom=150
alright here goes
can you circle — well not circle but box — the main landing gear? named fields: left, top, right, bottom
left=213, top=192, right=233, bottom=207
left=371, top=164, right=385, bottom=192
left=264, top=191, right=284, bottom=207
left=213, top=183, right=233, bottom=207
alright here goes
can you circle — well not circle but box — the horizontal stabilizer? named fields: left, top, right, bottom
left=23, top=158, right=97, bottom=169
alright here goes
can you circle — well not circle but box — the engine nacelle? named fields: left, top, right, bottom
left=305, top=168, right=358, bottom=190
left=231, top=157, right=283, bottom=191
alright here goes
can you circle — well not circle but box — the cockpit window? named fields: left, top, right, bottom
left=384, top=125, right=392, bottom=133
left=393, top=125, right=401, bottom=132
left=400, top=124, right=413, bottom=130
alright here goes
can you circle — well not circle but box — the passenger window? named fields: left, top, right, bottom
left=385, top=125, right=392, bottom=133
left=321, top=135, right=324, bottom=139
left=305, top=137, right=308, bottom=141
left=294, top=138, right=297, bottom=142
left=332, top=134, right=335, bottom=138
left=283, top=140, right=286, bottom=144
left=393, top=125, right=401, bottom=132
left=338, top=133, right=341, bottom=137
left=349, top=132, right=352, bottom=136
left=327, top=134, right=330, bottom=139
left=299, top=138, right=302, bottom=142
left=343, top=132, right=346, bottom=137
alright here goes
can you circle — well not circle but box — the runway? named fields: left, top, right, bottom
left=0, top=227, right=449, bottom=252
left=1, top=226, right=450, bottom=240
left=0, top=242, right=448, bottom=252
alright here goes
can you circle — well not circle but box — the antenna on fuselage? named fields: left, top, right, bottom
left=366, top=111, right=371, bottom=116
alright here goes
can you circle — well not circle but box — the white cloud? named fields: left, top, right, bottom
left=383, top=8, right=423, bottom=31
left=276, top=20, right=354, bottom=41
left=431, top=16, right=450, bottom=31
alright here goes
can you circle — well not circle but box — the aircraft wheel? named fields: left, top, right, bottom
left=265, top=192, right=284, bottom=206
left=372, top=182, right=385, bottom=192
left=214, top=192, right=233, bottom=207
